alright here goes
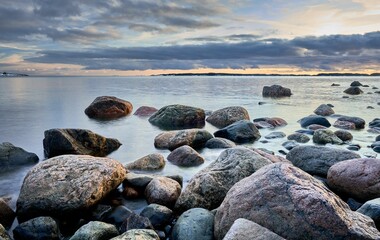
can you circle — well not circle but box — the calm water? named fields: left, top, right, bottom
left=0, top=76, right=379, bottom=209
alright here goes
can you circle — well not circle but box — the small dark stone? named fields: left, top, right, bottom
left=287, top=133, right=310, bottom=143
left=347, top=198, right=363, bottom=211
left=13, top=217, right=59, bottom=240
left=344, top=86, right=363, bottom=95
left=264, top=131, right=286, bottom=139
left=350, top=81, right=363, bottom=87
left=140, top=204, right=173, bottom=229
left=331, top=83, right=340, bottom=86
left=347, top=144, right=360, bottom=151
left=299, top=115, right=331, bottom=128
left=376, top=135, right=380, bottom=142
left=214, top=120, right=261, bottom=143
left=85, top=96, right=133, bottom=119
left=342, top=96, right=349, bottom=98
left=278, top=150, right=287, bottom=155
left=119, top=213, right=154, bottom=233
left=367, top=106, right=374, bottom=109
left=334, top=130, right=353, bottom=142
left=282, top=140, right=299, bottom=151
left=295, top=129, right=315, bottom=135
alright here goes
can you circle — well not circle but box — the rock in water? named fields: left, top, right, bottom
left=85, top=96, right=133, bottom=119
left=206, top=106, right=250, bottom=128
left=167, top=145, right=204, bottom=167
left=205, top=138, right=236, bottom=149
left=133, top=106, right=158, bottom=117
left=154, top=129, right=213, bottom=151
left=43, top=128, right=121, bottom=158
left=337, top=116, right=365, bottom=129
left=214, top=163, right=380, bottom=240
left=69, top=221, right=119, bottom=240
left=313, top=104, right=335, bottom=116
left=174, top=147, right=271, bottom=213
left=148, top=104, right=205, bottom=130
left=0, top=198, right=15, bottom=229
left=0, top=142, right=38, bottom=168
left=262, top=85, right=292, bottom=97
left=125, top=153, right=165, bottom=171
left=214, top=120, right=261, bottom=143
left=357, top=198, right=380, bottom=228
left=16, top=155, right=127, bottom=221
left=13, top=216, right=59, bottom=240
left=299, top=115, right=331, bottom=128
left=344, top=87, right=363, bottom=95
left=110, top=229, right=160, bottom=240
left=145, top=177, right=181, bottom=209
left=312, top=129, right=343, bottom=145
left=286, top=145, right=360, bottom=177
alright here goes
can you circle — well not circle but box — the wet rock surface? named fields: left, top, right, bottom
left=85, top=96, right=133, bottom=119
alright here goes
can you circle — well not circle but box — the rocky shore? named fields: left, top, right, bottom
left=1, top=82, right=380, bottom=240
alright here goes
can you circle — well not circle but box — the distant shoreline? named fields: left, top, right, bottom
left=156, top=72, right=380, bottom=77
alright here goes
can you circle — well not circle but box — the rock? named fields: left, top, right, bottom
left=214, top=162, right=380, bottom=240
left=282, top=140, right=299, bottom=150
left=337, top=116, right=365, bottom=129
left=347, top=144, right=361, bottom=151
left=262, top=85, right=292, bottom=97
left=347, top=198, right=363, bottom=211
left=0, top=142, right=38, bottom=169
left=69, top=221, right=119, bottom=240
left=314, top=104, right=335, bottom=116
left=296, top=129, right=315, bottom=135
left=342, top=96, right=349, bottom=98
left=287, top=133, right=310, bottom=143
left=331, top=83, right=340, bottom=86
left=174, top=147, right=271, bottom=213
left=102, top=205, right=134, bottom=229
left=119, top=213, right=153, bottom=233
left=167, top=145, right=204, bottom=167
left=122, top=185, right=141, bottom=199
left=17, top=155, right=127, bottom=221
left=133, top=106, right=157, bottom=117
left=351, top=81, right=363, bottom=87
left=124, top=172, right=155, bottom=189
left=264, top=131, right=286, bottom=139
left=374, top=142, right=380, bottom=153
left=368, top=106, right=375, bottom=109
left=253, top=117, right=287, bottom=128
left=125, top=153, right=165, bottom=171
left=327, top=158, right=380, bottom=201
left=110, top=229, right=159, bottom=240
left=249, top=148, right=289, bottom=163
left=205, top=138, right=236, bottom=149
left=85, top=96, right=133, bottom=119
left=286, top=145, right=360, bottom=177
left=357, top=198, right=380, bottom=228
left=344, top=86, right=363, bottom=95
left=43, top=128, right=121, bottom=158
left=377, top=135, right=380, bottom=142
left=299, top=115, right=331, bottom=128
left=223, top=218, right=285, bottom=240
left=172, top=208, right=214, bottom=240
left=364, top=152, right=378, bottom=159
left=140, top=204, right=173, bottom=229
left=308, top=124, right=327, bottom=130
left=0, top=198, right=15, bottom=229
left=145, top=177, right=181, bottom=209
left=334, top=130, right=353, bottom=142
left=148, top=104, right=205, bottom=130
left=370, top=118, right=380, bottom=129
left=369, top=127, right=380, bottom=134
left=206, top=106, right=250, bottom=128
left=313, top=129, right=343, bottom=145
left=214, top=120, right=261, bottom=143
left=253, top=121, right=274, bottom=129
left=13, top=216, right=59, bottom=240
left=154, top=129, right=213, bottom=151
left=0, top=224, right=11, bottom=240
left=333, top=120, right=356, bottom=130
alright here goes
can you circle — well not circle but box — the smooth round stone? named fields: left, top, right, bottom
left=205, top=138, right=236, bottom=149
left=264, top=131, right=286, bottom=139
left=347, top=144, right=360, bottom=151
left=334, top=130, right=353, bottom=142
left=287, top=133, right=310, bottom=143
left=85, top=96, right=133, bottom=119
left=282, top=140, right=299, bottom=151
left=167, top=145, right=204, bottom=167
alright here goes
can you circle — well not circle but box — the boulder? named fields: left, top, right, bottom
left=344, top=87, right=363, bottom=95
left=69, top=221, right=119, bottom=240
left=334, top=130, right=353, bottom=142
left=133, top=106, right=157, bottom=117
left=110, top=229, right=159, bottom=240
left=223, top=218, right=285, bottom=240
left=119, top=213, right=153, bottom=233
left=154, top=129, right=213, bottom=151
left=0, top=142, right=38, bottom=168
left=262, top=85, right=292, bottom=97
left=327, top=158, right=380, bottom=201
left=357, top=198, right=380, bottom=228
left=0, top=224, right=11, bottom=240
left=125, top=153, right=165, bottom=171
left=167, top=145, right=204, bottom=167
left=0, top=198, right=15, bottom=229
left=13, top=216, right=59, bottom=240
left=145, top=177, right=181, bottom=209
left=43, top=128, right=121, bottom=158
left=102, top=205, right=134, bottom=229
left=351, top=81, right=363, bottom=87
left=148, top=104, right=205, bottom=130
left=85, top=96, right=133, bottom=119
left=249, top=148, right=289, bottom=163
left=312, top=129, right=343, bottom=145
left=205, top=138, right=236, bottom=149
left=287, top=133, right=310, bottom=143
left=370, top=118, right=380, bottom=129
left=140, top=204, right=173, bottom=229
left=17, top=155, right=127, bottom=221
left=372, top=142, right=380, bottom=153
left=347, top=144, right=361, bottom=151
left=299, top=115, right=331, bottom=128
left=264, top=131, right=286, bottom=139
left=286, top=145, right=360, bottom=177
left=333, top=120, right=356, bottom=130
left=174, top=147, right=272, bottom=213
left=172, top=208, right=214, bottom=240
left=282, top=140, right=299, bottom=151
left=206, top=106, right=250, bottom=128
left=214, top=120, right=261, bottom=143
left=314, top=104, right=335, bottom=116
left=337, top=116, right=365, bottom=129
left=214, top=162, right=380, bottom=240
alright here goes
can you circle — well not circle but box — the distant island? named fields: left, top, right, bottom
left=156, top=72, right=380, bottom=77
left=1, top=72, right=29, bottom=77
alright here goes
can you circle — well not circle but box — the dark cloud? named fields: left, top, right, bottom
left=33, top=0, right=81, bottom=18
left=186, top=34, right=262, bottom=43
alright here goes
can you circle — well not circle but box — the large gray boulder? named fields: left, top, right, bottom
left=43, top=128, right=121, bottom=158
left=206, top=106, right=250, bottom=128
left=214, top=120, right=261, bottom=143
left=286, top=145, right=360, bottom=177
left=357, top=198, right=380, bottom=228
left=110, top=229, right=159, bottom=240
left=262, top=85, right=292, bottom=97
left=140, top=204, right=173, bottom=229
left=172, top=208, right=214, bottom=240
left=214, top=163, right=380, bottom=240
left=125, top=153, right=165, bottom=171
left=149, top=104, right=205, bottom=130
left=174, top=147, right=272, bottom=213
left=13, top=216, right=59, bottom=240
left=0, top=142, right=38, bottom=169
left=154, top=129, right=213, bottom=151
left=223, top=218, right=285, bottom=240
left=327, top=158, right=380, bottom=201
left=344, top=86, right=363, bottom=95
left=85, top=96, right=133, bottom=119
left=17, top=155, right=127, bottom=221
left=69, top=221, right=119, bottom=240
left=337, top=116, right=365, bottom=129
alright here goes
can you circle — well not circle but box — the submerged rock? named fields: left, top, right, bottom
left=214, top=120, right=261, bottom=143
left=85, top=96, right=133, bottom=119
left=262, top=85, right=292, bottom=97
left=312, top=129, right=343, bottom=145
left=205, top=137, right=236, bottom=149
left=337, top=116, right=365, bottom=129
left=0, top=142, right=38, bottom=169
left=344, top=86, right=363, bottom=95
left=206, top=106, right=250, bottom=128
left=299, top=115, right=331, bottom=128
left=154, top=129, right=213, bottom=151
left=287, top=132, right=310, bottom=143
left=43, top=128, right=121, bottom=158
left=133, top=106, right=158, bottom=117
left=314, top=104, right=335, bottom=116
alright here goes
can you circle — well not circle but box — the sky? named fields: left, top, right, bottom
left=0, top=0, right=380, bottom=76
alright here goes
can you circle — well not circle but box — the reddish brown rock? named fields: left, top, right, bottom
left=154, top=129, right=213, bottom=151
left=145, top=177, right=181, bottom=209
left=85, top=96, right=133, bottom=119
left=133, top=106, right=158, bottom=117
left=333, top=120, right=356, bottom=130
left=0, top=198, right=15, bottom=229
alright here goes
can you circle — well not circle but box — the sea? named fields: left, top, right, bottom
left=0, top=76, right=379, bottom=210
